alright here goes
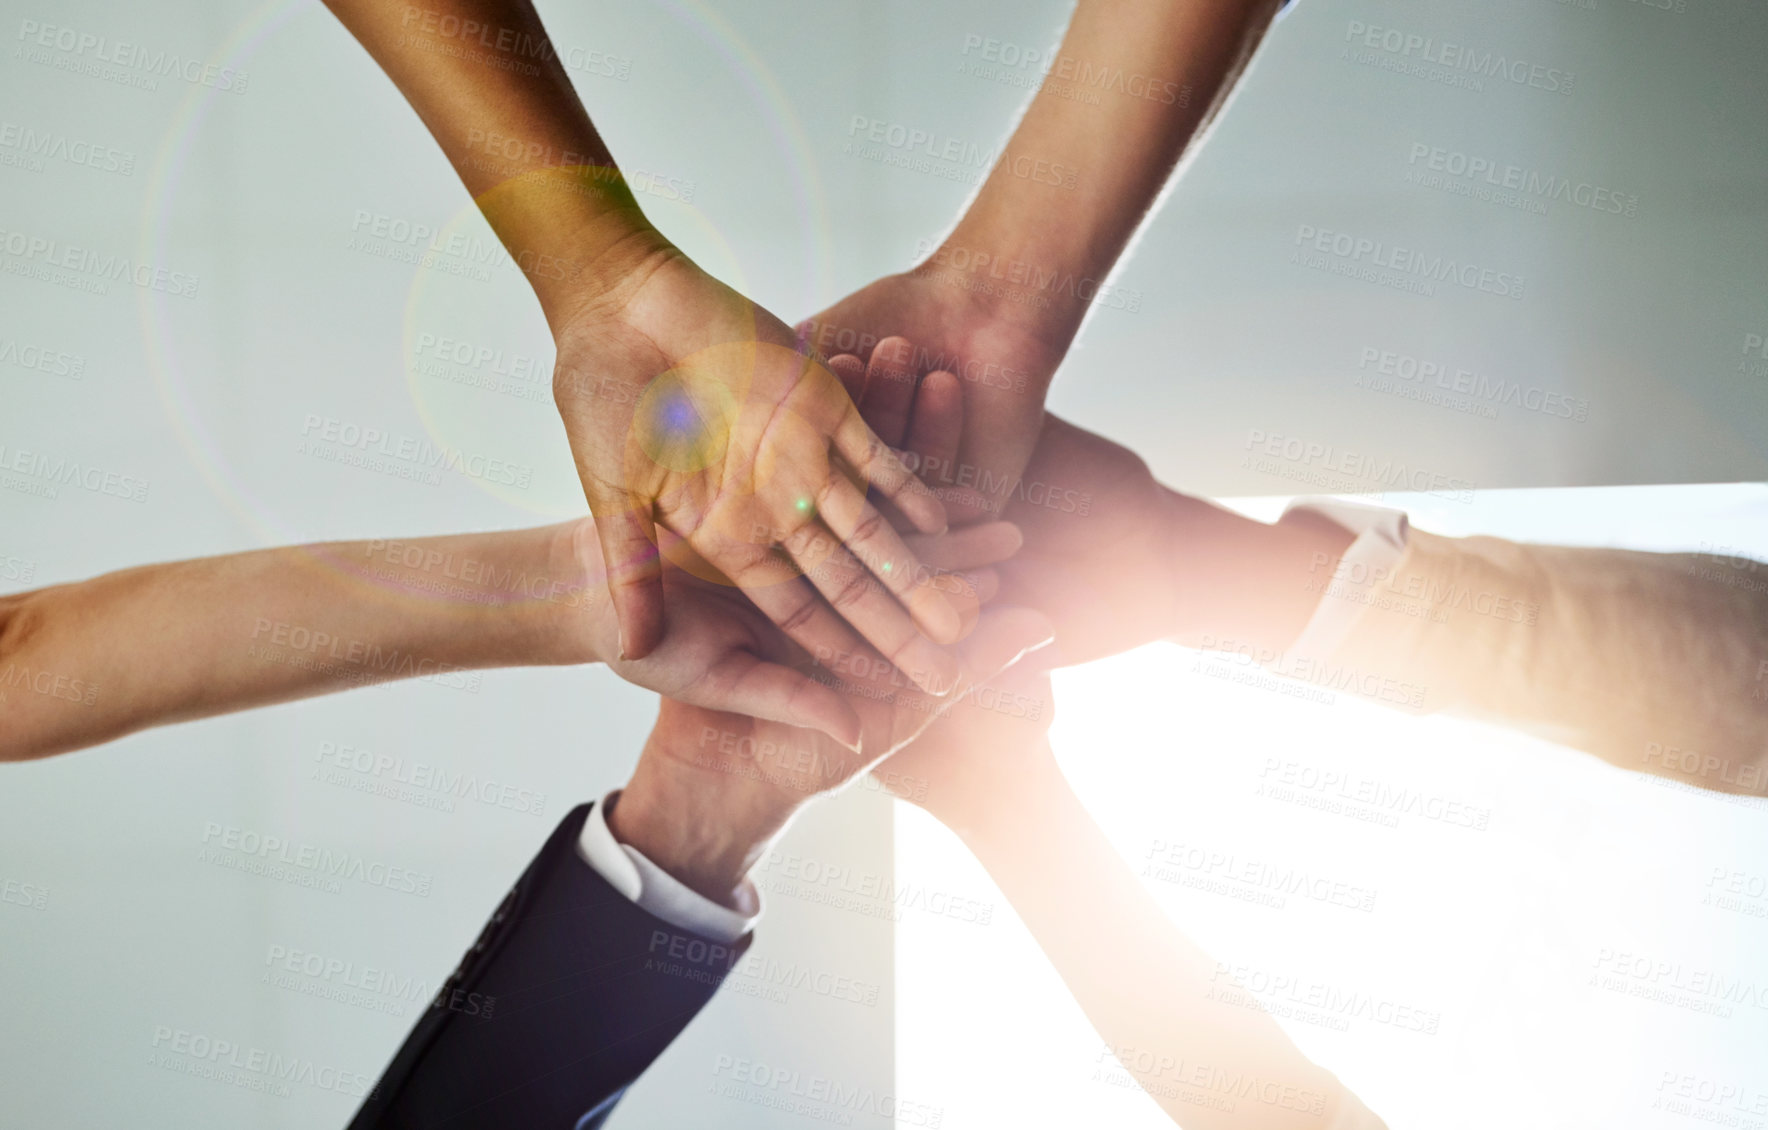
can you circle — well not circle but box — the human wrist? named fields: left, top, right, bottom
left=471, top=165, right=673, bottom=329
left=607, top=751, right=801, bottom=911
left=533, top=519, right=616, bottom=666
left=935, top=203, right=1109, bottom=351
left=1165, top=494, right=1355, bottom=654
left=939, top=747, right=1068, bottom=851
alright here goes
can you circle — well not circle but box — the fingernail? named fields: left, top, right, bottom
left=617, top=629, right=628, bottom=663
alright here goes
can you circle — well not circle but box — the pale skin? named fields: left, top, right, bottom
left=0, top=511, right=1022, bottom=762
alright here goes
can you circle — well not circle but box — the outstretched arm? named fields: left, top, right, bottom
left=0, top=512, right=1015, bottom=761
left=983, top=411, right=1768, bottom=794
left=805, top=0, right=1285, bottom=523
left=874, top=671, right=1385, bottom=1130
left=320, top=0, right=962, bottom=673
left=0, top=524, right=582, bottom=760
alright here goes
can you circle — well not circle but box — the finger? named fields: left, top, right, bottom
left=727, top=563, right=883, bottom=688
left=828, top=353, right=868, bottom=407
left=831, top=405, right=947, bottom=535
left=701, top=651, right=862, bottom=752
left=781, top=521, right=963, bottom=696
left=857, top=606, right=1055, bottom=757
left=813, top=473, right=965, bottom=643
left=964, top=566, right=1001, bottom=605
left=592, top=501, right=664, bottom=660
left=904, top=368, right=961, bottom=475
left=905, top=521, right=1023, bottom=572
left=860, top=336, right=920, bottom=450
left=909, top=368, right=995, bottom=521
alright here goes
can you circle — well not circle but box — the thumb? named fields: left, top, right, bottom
left=589, top=495, right=665, bottom=660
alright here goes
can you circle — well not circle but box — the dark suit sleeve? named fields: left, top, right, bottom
left=347, top=802, right=752, bottom=1130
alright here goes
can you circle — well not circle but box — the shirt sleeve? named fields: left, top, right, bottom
left=575, top=790, right=761, bottom=944
left=1283, top=498, right=1411, bottom=661
left=1290, top=517, right=1768, bottom=795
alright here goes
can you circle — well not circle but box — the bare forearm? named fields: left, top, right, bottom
left=322, top=0, right=656, bottom=321
left=0, top=524, right=596, bottom=761
left=953, top=752, right=1352, bottom=1129
left=1166, top=490, right=1354, bottom=656
left=943, top=0, right=1282, bottom=350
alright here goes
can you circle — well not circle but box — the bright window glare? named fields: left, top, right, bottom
left=897, top=485, right=1768, bottom=1130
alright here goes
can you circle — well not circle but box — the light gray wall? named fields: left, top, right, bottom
left=2, top=0, right=1763, bottom=1125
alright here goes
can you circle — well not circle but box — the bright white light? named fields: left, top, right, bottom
left=898, top=485, right=1768, bottom=1129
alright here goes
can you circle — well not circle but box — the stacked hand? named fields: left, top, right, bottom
left=802, top=263, right=1073, bottom=527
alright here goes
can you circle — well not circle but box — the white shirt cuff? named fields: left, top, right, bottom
left=575, top=791, right=760, bottom=945
left=1284, top=498, right=1410, bottom=660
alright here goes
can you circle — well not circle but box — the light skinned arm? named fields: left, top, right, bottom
left=869, top=669, right=1383, bottom=1130
left=0, top=516, right=1013, bottom=762
left=319, top=0, right=962, bottom=676
left=991, top=410, right=1768, bottom=795
left=805, top=0, right=1285, bottom=522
